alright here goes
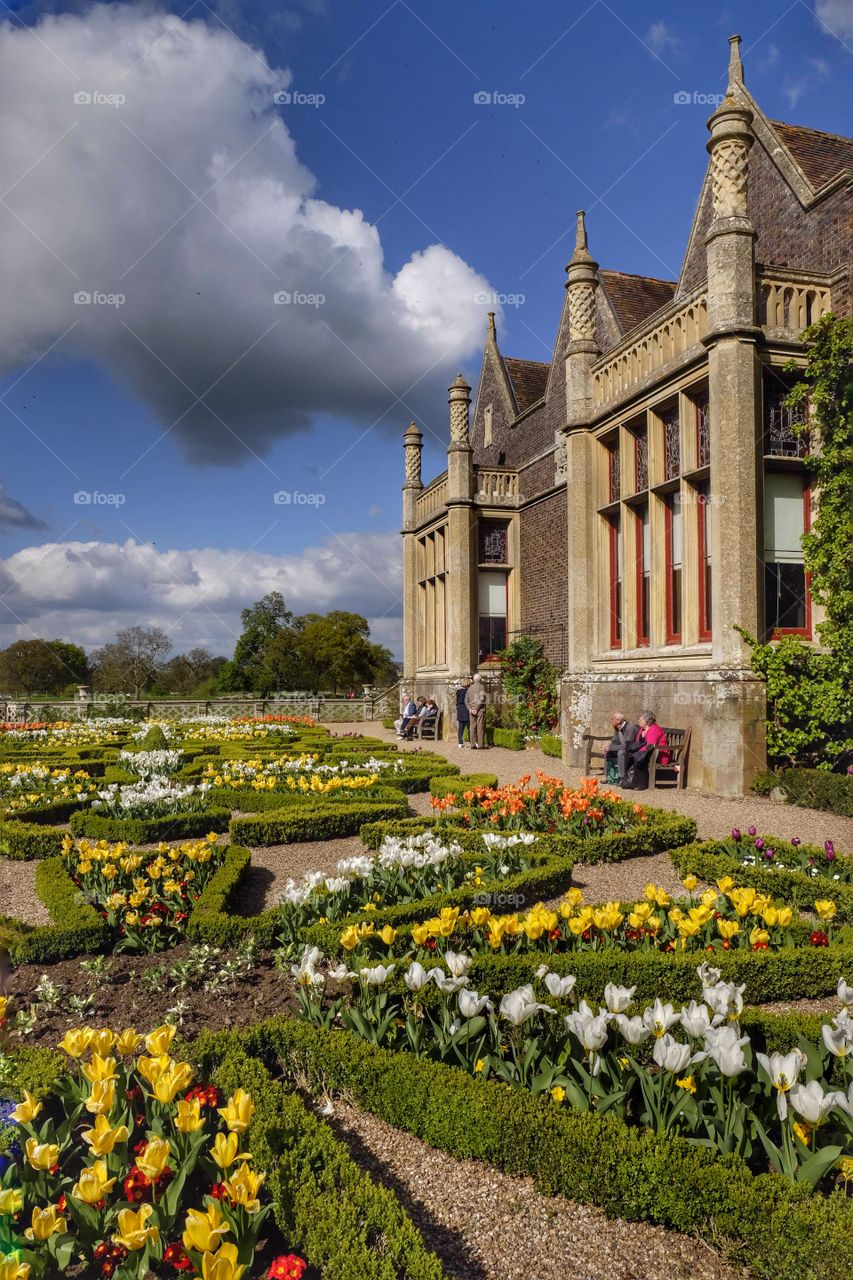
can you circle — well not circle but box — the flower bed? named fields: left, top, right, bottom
left=229, top=792, right=411, bottom=848
left=117, top=750, right=184, bottom=778
left=202, top=754, right=404, bottom=791
left=0, top=765, right=98, bottom=817
left=429, top=773, right=641, bottom=836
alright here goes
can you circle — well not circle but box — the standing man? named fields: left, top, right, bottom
left=605, top=711, right=637, bottom=786
left=465, top=674, right=487, bottom=750
left=455, top=677, right=472, bottom=747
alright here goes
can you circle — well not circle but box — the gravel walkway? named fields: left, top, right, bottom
left=1, top=859, right=51, bottom=927
left=235, top=837, right=364, bottom=915
left=336, top=723, right=853, bottom=850
left=327, top=1099, right=748, bottom=1280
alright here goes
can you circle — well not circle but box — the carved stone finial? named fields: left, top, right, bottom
left=706, top=97, right=754, bottom=220
left=448, top=374, right=472, bottom=447
left=487, top=311, right=497, bottom=342
left=569, top=210, right=593, bottom=266
left=403, top=421, right=423, bottom=487
left=728, top=34, right=744, bottom=86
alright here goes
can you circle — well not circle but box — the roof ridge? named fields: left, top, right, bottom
left=503, top=355, right=551, bottom=367
left=769, top=118, right=852, bottom=144
left=599, top=268, right=677, bottom=286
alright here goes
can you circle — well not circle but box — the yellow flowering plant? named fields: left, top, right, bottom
left=0, top=1025, right=273, bottom=1279
left=60, top=834, right=224, bottom=954
left=0, top=763, right=98, bottom=816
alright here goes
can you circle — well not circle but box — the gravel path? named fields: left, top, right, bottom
left=327, top=1099, right=748, bottom=1280
left=235, top=836, right=365, bottom=915
left=1, top=859, right=51, bottom=927
left=336, top=723, right=853, bottom=850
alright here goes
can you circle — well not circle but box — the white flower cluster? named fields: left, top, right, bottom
left=119, top=749, right=183, bottom=776
left=90, top=774, right=210, bottom=817
left=2, top=719, right=133, bottom=743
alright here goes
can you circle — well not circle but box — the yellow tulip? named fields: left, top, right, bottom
left=144, top=1024, right=176, bottom=1056
left=81, top=1054, right=118, bottom=1085
left=776, top=907, right=793, bottom=928
left=25, top=1205, right=67, bottom=1241
left=379, top=925, right=397, bottom=946
left=340, top=926, right=360, bottom=952
left=136, top=1053, right=171, bottom=1086
left=72, top=1160, right=116, bottom=1205
left=218, top=1088, right=254, bottom=1134
left=57, top=1028, right=92, bottom=1058
left=550, top=1086, right=566, bottom=1104
left=10, top=1092, right=42, bottom=1125
left=200, top=1242, right=246, bottom=1280
left=81, top=1114, right=130, bottom=1156
left=762, top=907, right=779, bottom=927
left=700, top=888, right=719, bottom=909
left=682, top=874, right=698, bottom=892
left=136, top=1136, right=171, bottom=1182
left=174, top=1097, right=205, bottom=1134
left=223, top=1161, right=265, bottom=1212
left=182, top=1203, right=231, bottom=1253
left=153, top=1061, right=194, bottom=1105
left=815, top=899, right=837, bottom=922
left=210, top=1131, right=251, bottom=1170
left=0, top=1189, right=23, bottom=1215
left=469, top=907, right=491, bottom=926
left=85, top=1079, right=116, bottom=1116
left=87, top=1030, right=117, bottom=1057
left=112, top=1204, right=159, bottom=1251
left=115, top=1029, right=143, bottom=1056
left=750, top=925, right=770, bottom=947
left=717, top=919, right=740, bottom=940
left=25, top=1139, right=59, bottom=1171
left=0, top=1257, right=30, bottom=1280
left=716, top=876, right=735, bottom=894
left=677, top=918, right=701, bottom=939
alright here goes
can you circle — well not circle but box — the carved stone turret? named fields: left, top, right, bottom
left=564, top=211, right=600, bottom=426
left=448, top=373, right=472, bottom=449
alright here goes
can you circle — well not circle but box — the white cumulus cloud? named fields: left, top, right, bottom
left=814, top=0, right=853, bottom=41
left=0, top=7, right=494, bottom=464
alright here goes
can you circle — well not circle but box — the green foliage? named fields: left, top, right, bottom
left=139, top=723, right=169, bottom=751
left=540, top=732, right=563, bottom=758
left=265, top=611, right=398, bottom=694
left=5, top=857, right=110, bottom=964
left=488, top=726, right=526, bottom=750
left=0, top=638, right=88, bottom=696
left=91, top=624, right=173, bottom=698
left=229, top=792, right=411, bottom=846
left=775, top=767, right=853, bottom=817
left=740, top=315, right=853, bottom=770
left=0, top=1046, right=65, bottom=1101
left=68, top=807, right=231, bottom=843
left=429, top=773, right=498, bottom=796
left=0, top=819, right=65, bottom=860
left=186, top=845, right=281, bottom=948
left=201, top=1020, right=853, bottom=1280
left=495, top=635, right=559, bottom=734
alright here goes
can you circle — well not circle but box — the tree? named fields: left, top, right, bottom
left=231, top=592, right=292, bottom=692
left=91, top=625, right=172, bottom=699
left=0, top=639, right=87, bottom=696
left=153, top=648, right=227, bottom=696
left=264, top=611, right=398, bottom=693
left=739, top=314, right=853, bottom=770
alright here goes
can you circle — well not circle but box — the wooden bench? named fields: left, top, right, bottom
left=411, top=712, right=442, bottom=741
left=582, top=727, right=691, bottom=790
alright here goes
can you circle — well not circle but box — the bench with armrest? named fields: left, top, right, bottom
left=582, top=726, right=691, bottom=790
left=411, top=711, right=442, bottom=741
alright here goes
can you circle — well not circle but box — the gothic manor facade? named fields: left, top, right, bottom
left=400, top=37, right=851, bottom=795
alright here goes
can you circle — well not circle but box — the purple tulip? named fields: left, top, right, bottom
left=763, top=849, right=775, bottom=861
left=754, top=838, right=764, bottom=850
left=825, top=840, right=836, bottom=862
left=791, top=837, right=801, bottom=847
left=747, top=826, right=757, bottom=837
left=731, top=828, right=741, bottom=841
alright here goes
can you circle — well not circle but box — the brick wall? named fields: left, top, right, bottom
left=518, top=488, right=568, bottom=667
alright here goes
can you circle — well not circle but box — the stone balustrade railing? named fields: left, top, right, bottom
left=593, top=291, right=709, bottom=406
left=475, top=467, right=520, bottom=504
left=415, top=472, right=448, bottom=521
left=758, top=273, right=832, bottom=335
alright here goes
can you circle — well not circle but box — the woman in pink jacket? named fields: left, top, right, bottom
left=625, top=711, right=669, bottom=790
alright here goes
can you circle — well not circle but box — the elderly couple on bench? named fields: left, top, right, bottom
left=606, top=710, right=669, bottom=791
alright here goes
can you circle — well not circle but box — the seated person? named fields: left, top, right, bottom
left=402, top=699, right=428, bottom=739
left=604, top=711, right=637, bottom=785
left=406, top=699, right=438, bottom=738
left=395, top=695, right=417, bottom=737
left=625, top=711, right=669, bottom=790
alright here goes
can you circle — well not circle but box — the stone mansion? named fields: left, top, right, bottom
left=400, top=37, right=851, bottom=796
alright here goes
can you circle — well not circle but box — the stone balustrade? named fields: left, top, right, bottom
left=415, top=472, right=448, bottom=521
left=475, top=467, right=520, bottom=504
left=758, top=273, right=832, bottom=336
left=593, top=290, right=709, bottom=406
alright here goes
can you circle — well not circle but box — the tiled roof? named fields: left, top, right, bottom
left=598, top=270, right=677, bottom=335
left=769, top=120, right=853, bottom=190
left=503, top=357, right=550, bottom=412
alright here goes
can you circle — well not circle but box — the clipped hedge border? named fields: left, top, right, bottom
left=186, top=844, right=280, bottom=949
left=539, top=732, right=563, bottom=759
left=198, top=1018, right=853, bottom=1280
left=670, top=841, right=853, bottom=923
left=3, top=800, right=83, bottom=825
left=69, top=806, right=231, bottom=843
left=776, top=767, right=853, bottom=817
left=229, top=792, right=411, bottom=847
left=0, top=819, right=65, bottom=861
left=5, top=857, right=109, bottom=965
left=488, top=727, right=525, bottom=750
left=429, top=772, right=498, bottom=797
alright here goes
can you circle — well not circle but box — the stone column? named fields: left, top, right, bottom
left=445, top=374, right=476, bottom=678
left=401, top=422, right=423, bottom=682
left=701, top=44, right=766, bottom=791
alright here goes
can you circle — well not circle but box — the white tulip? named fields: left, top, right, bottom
left=789, top=1079, right=840, bottom=1125
left=699, top=1025, right=750, bottom=1077
left=679, top=1001, right=717, bottom=1039
left=360, top=964, right=396, bottom=986
left=831, top=1081, right=853, bottom=1117
left=703, top=982, right=745, bottom=1023
left=458, top=989, right=493, bottom=1018
left=499, top=985, right=554, bottom=1026
left=642, top=999, right=679, bottom=1038
left=652, top=1033, right=692, bottom=1074
left=837, top=977, right=853, bottom=1009
left=444, top=951, right=473, bottom=979
left=431, top=972, right=468, bottom=995
left=604, top=983, right=635, bottom=1014
left=404, top=962, right=432, bottom=992
left=696, top=960, right=722, bottom=989
left=614, top=1014, right=650, bottom=1045
left=565, top=1003, right=610, bottom=1073
left=543, top=972, right=577, bottom=1000
left=822, top=1020, right=853, bottom=1059
left=755, top=1050, right=806, bottom=1120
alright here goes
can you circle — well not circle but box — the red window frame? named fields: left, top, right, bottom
left=608, top=517, right=622, bottom=650
left=695, top=392, right=710, bottom=469
left=664, top=496, right=682, bottom=645
left=635, top=504, right=649, bottom=647
left=767, top=478, right=812, bottom=639
left=697, top=486, right=712, bottom=642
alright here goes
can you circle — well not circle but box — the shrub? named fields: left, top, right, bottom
left=0, top=819, right=64, bottom=860
left=429, top=773, right=498, bottom=797
left=229, top=792, right=410, bottom=847
left=671, top=841, right=853, bottom=923
left=139, top=723, right=170, bottom=750
left=69, top=807, right=231, bottom=844
left=6, top=858, right=110, bottom=965
left=540, top=732, right=563, bottom=759
left=187, top=845, right=280, bottom=949
left=777, top=767, right=853, bottom=817
left=488, top=727, right=525, bottom=750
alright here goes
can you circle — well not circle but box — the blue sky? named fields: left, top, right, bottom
left=0, top=0, right=849, bottom=658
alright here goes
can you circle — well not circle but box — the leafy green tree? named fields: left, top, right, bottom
left=497, top=635, right=559, bottom=734
left=91, top=625, right=172, bottom=699
left=264, top=611, right=397, bottom=693
left=0, top=639, right=87, bottom=695
left=739, top=314, right=852, bottom=770
left=232, top=592, right=292, bottom=692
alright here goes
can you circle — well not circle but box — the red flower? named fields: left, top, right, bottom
left=164, top=1242, right=193, bottom=1272
left=751, top=941, right=769, bottom=951
left=209, top=1181, right=228, bottom=1200
left=809, top=930, right=829, bottom=947
left=57, top=1194, right=67, bottom=1213
left=268, top=1257, right=308, bottom=1280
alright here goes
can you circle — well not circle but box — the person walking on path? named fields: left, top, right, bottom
left=455, top=677, right=472, bottom=746
left=465, top=674, right=487, bottom=750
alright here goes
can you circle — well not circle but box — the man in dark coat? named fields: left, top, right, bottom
left=605, top=711, right=637, bottom=786
left=455, top=678, right=471, bottom=746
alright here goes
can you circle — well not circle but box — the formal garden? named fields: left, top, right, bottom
left=0, top=712, right=850, bottom=1280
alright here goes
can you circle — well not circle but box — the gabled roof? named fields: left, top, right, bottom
left=598, top=270, right=677, bottom=335
left=768, top=119, right=853, bottom=190
left=502, top=357, right=550, bottom=412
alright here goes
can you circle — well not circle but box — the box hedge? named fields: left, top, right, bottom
left=0, top=819, right=65, bottom=861
left=488, top=727, right=525, bottom=750
left=229, top=791, right=411, bottom=846
left=540, top=732, right=563, bottom=758
left=776, top=767, right=853, bottom=817
left=197, top=1018, right=853, bottom=1280
left=4, top=857, right=110, bottom=965
left=186, top=844, right=280, bottom=949
left=69, top=807, right=231, bottom=843
left=429, top=772, right=498, bottom=797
